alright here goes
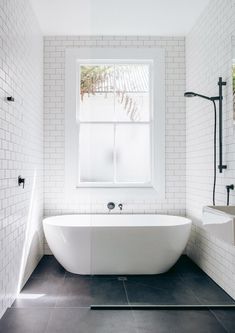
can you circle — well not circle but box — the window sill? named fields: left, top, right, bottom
left=76, top=183, right=153, bottom=188
left=65, top=185, right=165, bottom=202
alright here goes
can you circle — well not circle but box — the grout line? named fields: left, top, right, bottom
left=122, top=281, right=139, bottom=333
left=123, top=280, right=131, bottom=306
left=54, top=271, right=66, bottom=308
left=209, top=309, right=230, bottom=333
left=44, top=308, right=53, bottom=333
left=178, top=273, right=203, bottom=305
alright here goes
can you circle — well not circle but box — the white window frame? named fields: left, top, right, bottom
left=65, top=48, right=165, bottom=200
left=77, top=60, right=153, bottom=187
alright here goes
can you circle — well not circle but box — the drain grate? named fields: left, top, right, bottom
left=118, top=277, right=127, bottom=281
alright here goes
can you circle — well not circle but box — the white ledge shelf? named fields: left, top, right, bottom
left=202, top=206, right=235, bottom=245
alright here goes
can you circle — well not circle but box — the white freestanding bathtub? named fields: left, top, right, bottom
left=43, top=214, right=191, bottom=275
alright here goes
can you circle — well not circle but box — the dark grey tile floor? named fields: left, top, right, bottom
left=0, top=255, right=235, bottom=332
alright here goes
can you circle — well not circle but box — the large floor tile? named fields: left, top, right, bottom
left=125, top=276, right=199, bottom=305
left=12, top=276, right=64, bottom=308
left=91, top=277, right=128, bottom=305
left=55, top=276, right=93, bottom=307
left=45, top=308, right=137, bottom=333
left=55, top=276, right=127, bottom=307
left=133, top=309, right=227, bottom=333
left=0, top=308, right=51, bottom=333
left=183, top=276, right=235, bottom=305
left=211, top=308, right=235, bottom=333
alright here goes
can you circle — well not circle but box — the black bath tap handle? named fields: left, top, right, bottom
left=118, top=203, right=123, bottom=211
left=18, top=176, right=25, bottom=189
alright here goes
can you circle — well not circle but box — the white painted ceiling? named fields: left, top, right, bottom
left=29, top=0, right=210, bottom=36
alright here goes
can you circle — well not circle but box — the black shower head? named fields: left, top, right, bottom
left=184, top=92, right=197, bottom=98
left=184, top=91, right=216, bottom=101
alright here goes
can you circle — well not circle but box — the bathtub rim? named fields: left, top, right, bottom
left=43, top=214, right=192, bottom=228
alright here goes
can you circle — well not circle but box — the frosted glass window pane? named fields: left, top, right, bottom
left=115, top=92, right=149, bottom=122
left=79, top=124, right=114, bottom=182
left=114, top=64, right=150, bottom=122
left=79, top=65, right=115, bottom=121
left=115, top=125, right=150, bottom=183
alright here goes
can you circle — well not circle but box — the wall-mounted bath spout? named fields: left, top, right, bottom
left=107, top=202, right=115, bottom=211
left=184, top=77, right=227, bottom=206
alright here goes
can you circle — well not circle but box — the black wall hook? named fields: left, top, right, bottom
left=18, top=176, right=25, bottom=188
left=6, top=96, right=15, bottom=102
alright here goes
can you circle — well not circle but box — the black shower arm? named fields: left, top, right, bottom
left=201, top=94, right=219, bottom=101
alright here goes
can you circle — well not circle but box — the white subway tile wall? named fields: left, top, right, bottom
left=1, top=0, right=235, bottom=320
left=186, top=0, right=235, bottom=298
left=0, top=0, right=43, bottom=318
left=43, top=36, right=186, bottom=253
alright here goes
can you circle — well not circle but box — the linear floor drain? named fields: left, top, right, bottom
left=90, top=304, right=235, bottom=310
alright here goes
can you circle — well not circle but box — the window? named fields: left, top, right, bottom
left=77, top=63, right=152, bottom=186
left=65, top=48, right=165, bottom=197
